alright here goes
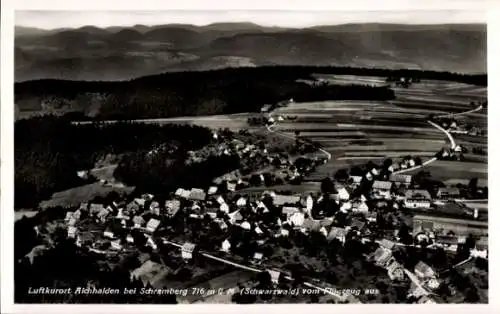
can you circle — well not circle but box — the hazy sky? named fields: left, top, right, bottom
left=15, top=10, right=487, bottom=29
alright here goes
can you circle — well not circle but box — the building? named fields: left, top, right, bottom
left=326, top=227, right=347, bottom=243
left=404, top=189, right=432, bottom=209
left=146, top=218, right=161, bottom=233
left=337, top=188, right=350, bottom=201
left=372, top=247, right=393, bottom=267
left=389, top=174, right=413, bottom=186
left=175, top=188, right=191, bottom=199
left=372, top=181, right=393, bottom=199
left=350, top=176, right=363, bottom=185
left=207, top=186, right=218, bottom=195
left=413, top=214, right=488, bottom=237
left=436, top=187, right=460, bottom=199
left=386, top=260, right=405, bottom=281
left=273, top=194, right=301, bottom=206
left=165, top=200, right=181, bottom=217
left=188, top=188, right=206, bottom=201
left=181, top=242, right=196, bottom=260
left=414, top=261, right=436, bottom=280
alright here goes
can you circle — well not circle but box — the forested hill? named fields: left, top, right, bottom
left=15, top=66, right=486, bottom=121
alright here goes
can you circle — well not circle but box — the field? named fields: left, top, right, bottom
left=405, top=160, right=487, bottom=181
left=39, top=182, right=135, bottom=209
left=269, top=75, right=487, bottom=181
left=73, top=113, right=256, bottom=132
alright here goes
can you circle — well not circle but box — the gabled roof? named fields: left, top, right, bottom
left=389, top=174, right=413, bottom=184
left=415, top=261, right=435, bottom=277
left=182, top=242, right=196, bottom=252
left=208, top=186, right=218, bottom=195
left=351, top=219, right=366, bottom=230
left=189, top=188, right=206, bottom=201
left=175, top=188, right=191, bottom=198
left=373, top=180, right=393, bottom=190
left=146, top=218, right=161, bottom=232
left=437, top=187, right=460, bottom=195
left=405, top=189, right=431, bottom=200
left=379, top=239, right=396, bottom=250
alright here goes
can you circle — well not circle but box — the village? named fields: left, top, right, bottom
left=24, top=122, right=488, bottom=304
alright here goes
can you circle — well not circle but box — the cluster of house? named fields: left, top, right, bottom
left=369, top=239, right=441, bottom=303
left=440, top=119, right=483, bottom=137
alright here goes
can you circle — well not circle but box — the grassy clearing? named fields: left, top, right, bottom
left=405, top=160, right=487, bottom=181
left=40, top=182, right=135, bottom=209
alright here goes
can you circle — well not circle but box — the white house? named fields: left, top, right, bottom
left=404, top=190, right=432, bottom=209
left=110, top=240, right=123, bottom=251
left=103, top=230, right=115, bottom=239
left=208, top=186, right=218, bottom=195
left=67, top=226, right=77, bottom=239
left=372, top=180, right=393, bottom=199
left=220, top=203, right=230, bottom=213
left=181, top=242, right=196, bottom=260
left=240, top=221, right=252, bottom=230
left=221, top=239, right=231, bottom=253
left=236, top=197, right=247, bottom=207
left=126, top=234, right=134, bottom=244
left=289, top=212, right=305, bottom=227
left=146, top=218, right=161, bottom=233
left=337, top=187, right=350, bottom=201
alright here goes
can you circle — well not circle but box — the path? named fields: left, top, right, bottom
left=268, top=104, right=481, bottom=176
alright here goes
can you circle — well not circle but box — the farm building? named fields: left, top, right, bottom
left=437, top=187, right=460, bottom=199
left=389, top=174, right=413, bottom=186
left=404, top=189, right=432, bottom=209
left=372, top=180, right=393, bottom=199
left=413, top=214, right=488, bottom=237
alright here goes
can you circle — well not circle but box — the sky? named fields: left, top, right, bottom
left=15, top=10, right=487, bottom=30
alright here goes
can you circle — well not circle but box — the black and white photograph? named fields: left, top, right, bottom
left=2, top=1, right=495, bottom=310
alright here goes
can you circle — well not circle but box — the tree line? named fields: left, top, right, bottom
left=15, top=66, right=485, bottom=121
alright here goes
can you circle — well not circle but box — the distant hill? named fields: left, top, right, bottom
left=14, top=23, right=487, bottom=81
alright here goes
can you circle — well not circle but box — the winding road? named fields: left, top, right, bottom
left=267, top=104, right=483, bottom=176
